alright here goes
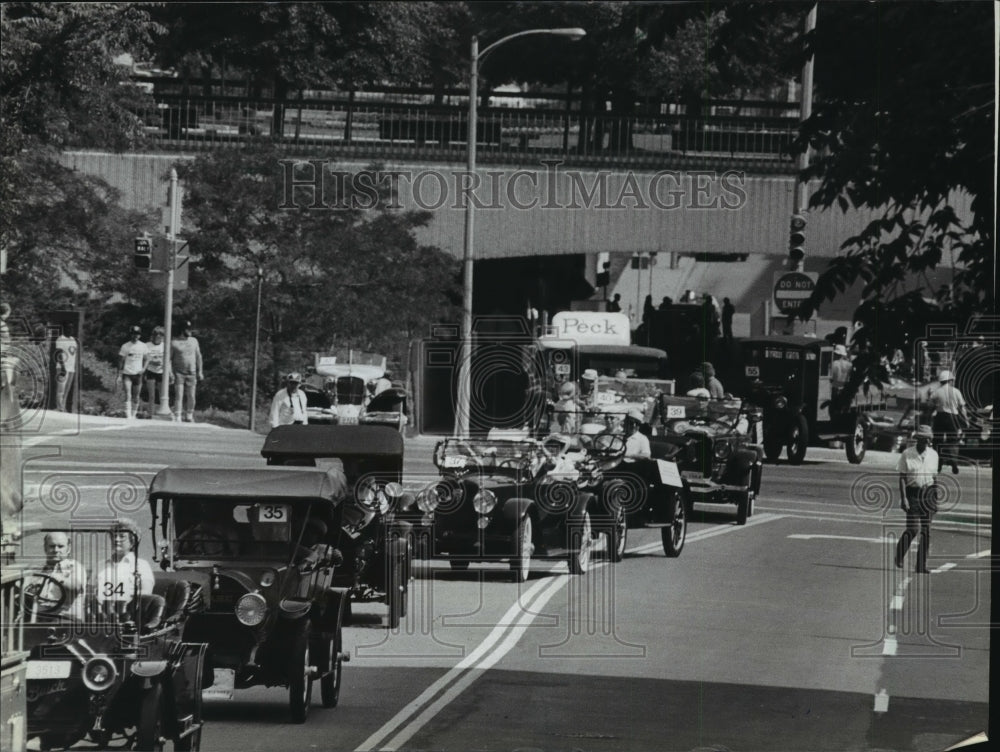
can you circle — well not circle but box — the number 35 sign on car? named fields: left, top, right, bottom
left=773, top=272, right=818, bottom=315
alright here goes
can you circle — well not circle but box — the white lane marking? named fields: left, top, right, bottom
left=357, top=516, right=781, bottom=751
left=25, top=462, right=165, bottom=471
left=628, top=513, right=785, bottom=555
left=890, top=596, right=904, bottom=611
left=873, top=688, right=890, bottom=712
left=378, top=575, right=569, bottom=752
left=354, top=576, right=555, bottom=752
left=932, top=562, right=956, bottom=573
left=882, top=636, right=898, bottom=656
left=787, top=534, right=893, bottom=543
left=966, top=549, right=991, bottom=559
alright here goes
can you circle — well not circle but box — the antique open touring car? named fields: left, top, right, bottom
left=148, top=469, right=350, bottom=723
left=16, top=525, right=207, bottom=750
left=649, top=394, right=764, bottom=525
left=420, top=427, right=647, bottom=580
left=739, top=336, right=901, bottom=464
left=260, top=425, right=412, bottom=629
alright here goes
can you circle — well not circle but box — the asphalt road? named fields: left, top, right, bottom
left=12, top=412, right=992, bottom=751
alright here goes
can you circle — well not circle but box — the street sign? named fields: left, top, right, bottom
left=773, top=271, right=817, bottom=314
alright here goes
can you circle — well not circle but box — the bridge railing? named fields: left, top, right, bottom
left=132, top=91, right=800, bottom=172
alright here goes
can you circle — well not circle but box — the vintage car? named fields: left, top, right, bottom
left=420, top=428, right=651, bottom=580
left=649, top=394, right=764, bottom=525
left=308, top=350, right=399, bottom=427
left=17, top=526, right=207, bottom=750
left=148, top=468, right=350, bottom=723
left=738, top=336, right=900, bottom=464
left=260, top=425, right=412, bottom=629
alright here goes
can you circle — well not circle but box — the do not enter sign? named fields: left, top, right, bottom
left=773, top=271, right=818, bottom=314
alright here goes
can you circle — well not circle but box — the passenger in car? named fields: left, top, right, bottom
left=96, top=518, right=155, bottom=619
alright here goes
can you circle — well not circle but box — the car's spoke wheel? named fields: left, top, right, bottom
left=568, top=512, right=592, bottom=574
left=846, top=417, right=867, bottom=464
left=387, top=544, right=404, bottom=629
left=289, top=623, right=313, bottom=723
left=320, top=630, right=342, bottom=709
left=608, top=504, right=627, bottom=563
left=661, top=492, right=687, bottom=557
left=510, top=515, right=533, bottom=582
left=136, top=684, right=165, bottom=752
left=786, top=414, right=809, bottom=465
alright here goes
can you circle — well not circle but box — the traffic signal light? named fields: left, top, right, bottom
left=134, top=234, right=152, bottom=270
left=788, top=213, right=806, bottom=271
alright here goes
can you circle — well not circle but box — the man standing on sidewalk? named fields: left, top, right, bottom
left=170, top=321, right=203, bottom=423
left=118, top=326, right=148, bottom=420
left=928, top=368, right=968, bottom=474
left=269, top=372, right=309, bottom=428
left=895, top=425, right=939, bottom=574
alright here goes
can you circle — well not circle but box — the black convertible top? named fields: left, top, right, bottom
left=149, top=467, right=348, bottom=501
left=261, top=424, right=404, bottom=460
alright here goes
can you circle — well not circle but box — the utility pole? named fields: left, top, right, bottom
left=156, top=169, right=179, bottom=418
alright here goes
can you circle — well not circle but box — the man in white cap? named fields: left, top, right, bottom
left=928, top=369, right=967, bottom=474
left=578, top=368, right=599, bottom=411
left=118, top=325, right=148, bottom=420
left=895, top=425, right=939, bottom=573
left=270, top=372, right=309, bottom=428
left=623, top=408, right=651, bottom=460
left=551, top=381, right=581, bottom=435
left=829, top=344, right=853, bottom=414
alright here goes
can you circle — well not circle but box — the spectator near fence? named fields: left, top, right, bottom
left=170, top=321, right=203, bottom=423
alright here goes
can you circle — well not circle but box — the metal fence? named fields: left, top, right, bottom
left=136, top=92, right=800, bottom=173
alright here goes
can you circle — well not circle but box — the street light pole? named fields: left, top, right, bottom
left=454, top=27, right=586, bottom=437
left=249, top=266, right=263, bottom=431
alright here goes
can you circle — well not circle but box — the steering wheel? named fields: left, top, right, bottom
left=22, top=573, right=67, bottom=615
left=178, top=526, right=235, bottom=556
left=589, top=432, right=626, bottom=460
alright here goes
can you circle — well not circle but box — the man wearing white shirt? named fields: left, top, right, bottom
left=270, top=372, right=309, bottom=428
left=894, top=425, right=939, bottom=574
left=38, top=532, right=88, bottom=619
left=623, top=408, right=651, bottom=460
left=96, top=518, right=155, bottom=618
left=118, top=326, right=149, bottom=419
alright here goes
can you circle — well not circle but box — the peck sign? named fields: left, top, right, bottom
left=547, top=312, right=631, bottom=346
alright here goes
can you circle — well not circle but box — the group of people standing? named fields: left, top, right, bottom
left=118, top=320, right=203, bottom=422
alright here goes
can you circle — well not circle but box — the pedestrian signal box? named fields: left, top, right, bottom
left=134, top=235, right=152, bottom=270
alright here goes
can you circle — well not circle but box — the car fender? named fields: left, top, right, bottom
left=279, top=598, right=312, bottom=620
left=500, top=498, right=533, bottom=527
left=131, top=659, right=169, bottom=678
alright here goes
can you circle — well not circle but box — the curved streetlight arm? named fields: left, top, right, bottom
left=478, top=27, right=586, bottom=64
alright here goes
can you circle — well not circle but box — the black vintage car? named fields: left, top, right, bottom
left=148, top=468, right=350, bottom=723
left=260, top=425, right=412, bottom=629
left=649, top=395, right=764, bottom=525
left=18, top=526, right=207, bottom=750
left=420, top=430, right=650, bottom=581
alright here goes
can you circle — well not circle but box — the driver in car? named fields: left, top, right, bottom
left=37, top=532, right=88, bottom=618
left=177, top=501, right=240, bottom=556
left=623, top=408, right=651, bottom=460
left=96, top=518, right=155, bottom=620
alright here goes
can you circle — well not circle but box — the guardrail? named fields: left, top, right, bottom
left=137, top=95, right=800, bottom=172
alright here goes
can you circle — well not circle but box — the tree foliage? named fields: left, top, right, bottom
left=795, top=1, right=995, bottom=392
left=176, top=145, right=459, bottom=407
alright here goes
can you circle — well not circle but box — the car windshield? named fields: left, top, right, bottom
left=170, top=498, right=327, bottom=560
left=744, top=344, right=811, bottom=385
left=435, top=437, right=548, bottom=474
left=656, top=396, right=749, bottom=436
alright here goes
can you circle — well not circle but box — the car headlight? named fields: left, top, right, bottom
left=259, top=570, right=276, bottom=588
left=774, top=396, right=788, bottom=410
left=713, top=440, right=733, bottom=460
left=82, top=657, right=117, bottom=692
left=356, top=482, right=381, bottom=511
left=473, top=489, right=497, bottom=514
left=235, top=593, right=267, bottom=626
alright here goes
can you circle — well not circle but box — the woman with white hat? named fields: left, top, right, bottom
left=928, top=369, right=967, bottom=474
left=829, top=344, right=853, bottom=414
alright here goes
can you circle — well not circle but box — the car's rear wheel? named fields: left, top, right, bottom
left=846, top=416, right=867, bottom=464
left=786, top=414, right=809, bottom=465
left=136, top=684, right=166, bottom=752
left=661, top=491, right=687, bottom=557
left=387, top=548, right=403, bottom=630
left=607, top=504, right=627, bottom=563
left=320, top=629, right=342, bottom=709
left=510, top=515, right=533, bottom=583
left=568, top=512, right=592, bottom=574
left=289, top=622, right=313, bottom=723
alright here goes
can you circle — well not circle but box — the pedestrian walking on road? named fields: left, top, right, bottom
left=928, top=369, right=967, bottom=474
left=894, top=425, right=940, bottom=574
left=118, top=326, right=148, bottom=419
left=170, top=321, right=203, bottom=423
left=269, top=372, right=309, bottom=428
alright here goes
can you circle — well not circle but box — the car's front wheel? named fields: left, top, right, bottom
left=661, top=491, right=687, bottom=557
left=763, top=425, right=783, bottom=462
left=846, top=416, right=867, bottom=464
left=735, top=490, right=754, bottom=526
left=510, top=515, right=533, bottom=583
left=607, top=504, right=627, bottom=563
left=136, top=684, right=166, bottom=752
left=320, top=629, right=342, bottom=709
left=568, top=512, right=593, bottom=574
left=289, top=622, right=314, bottom=723
left=786, top=414, right=809, bottom=465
